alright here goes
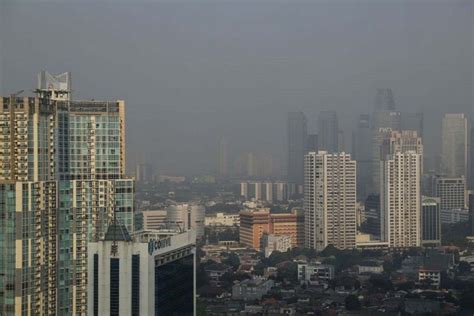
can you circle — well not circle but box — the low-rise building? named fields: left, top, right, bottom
left=356, top=261, right=384, bottom=275
left=204, top=263, right=233, bottom=286
left=418, top=268, right=441, bottom=288
left=232, top=278, right=274, bottom=301
left=261, top=234, right=292, bottom=257
left=205, top=212, right=240, bottom=227
left=298, top=263, right=335, bottom=285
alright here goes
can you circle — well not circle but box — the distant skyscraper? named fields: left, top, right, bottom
left=353, top=114, right=372, bottom=200
left=287, top=112, right=307, bottom=187
left=401, top=112, right=424, bottom=137
left=370, top=111, right=401, bottom=194
left=304, top=151, right=357, bottom=251
left=375, top=88, right=396, bottom=111
left=422, top=196, right=441, bottom=246
left=318, top=110, right=339, bottom=153
left=434, top=176, right=466, bottom=210
left=441, top=113, right=468, bottom=179
left=217, top=138, right=229, bottom=178
left=0, top=72, right=134, bottom=315
left=136, top=162, right=153, bottom=183
left=306, top=134, right=318, bottom=152
left=381, top=151, right=421, bottom=247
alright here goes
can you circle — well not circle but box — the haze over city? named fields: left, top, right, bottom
left=1, top=0, right=472, bottom=175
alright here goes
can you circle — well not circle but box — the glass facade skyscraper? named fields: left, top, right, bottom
left=0, top=73, right=134, bottom=315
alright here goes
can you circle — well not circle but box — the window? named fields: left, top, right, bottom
left=110, top=258, right=120, bottom=316
left=132, top=255, right=140, bottom=316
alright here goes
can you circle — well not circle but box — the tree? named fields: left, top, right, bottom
left=345, top=295, right=361, bottom=311
left=222, top=252, right=240, bottom=270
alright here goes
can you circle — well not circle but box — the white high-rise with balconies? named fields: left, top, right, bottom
left=304, top=151, right=357, bottom=251
left=381, top=151, right=421, bottom=247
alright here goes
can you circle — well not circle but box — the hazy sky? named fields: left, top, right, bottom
left=1, top=0, right=472, bottom=175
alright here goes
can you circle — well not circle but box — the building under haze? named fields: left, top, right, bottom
left=381, top=151, right=421, bottom=248
left=317, top=110, right=339, bottom=153
left=353, top=114, right=372, bottom=200
left=372, top=129, right=422, bottom=196
left=422, top=196, right=441, bottom=246
left=304, top=151, right=357, bottom=251
left=435, top=176, right=466, bottom=211
left=441, top=113, right=468, bottom=179
left=375, top=88, right=396, bottom=111
left=0, top=72, right=134, bottom=315
left=287, top=112, right=307, bottom=190
left=217, top=137, right=229, bottom=179
left=87, top=225, right=196, bottom=316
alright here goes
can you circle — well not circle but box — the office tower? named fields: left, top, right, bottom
left=304, top=151, right=357, bottom=251
left=317, top=110, right=339, bottom=153
left=370, top=112, right=401, bottom=195
left=422, top=197, right=441, bottom=246
left=307, top=134, right=318, bottom=152
left=401, top=112, right=424, bottom=137
left=381, top=151, right=421, bottom=247
left=87, top=225, right=196, bottom=315
left=217, top=137, right=229, bottom=178
left=441, top=113, right=468, bottom=178
left=353, top=114, right=372, bottom=200
left=375, top=88, right=396, bottom=111
left=166, top=203, right=205, bottom=240
left=0, top=72, right=134, bottom=315
left=434, top=176, right=466, bottom=210
left=362, top=194, right=381, bottom=238
left=440, top=208, right=469, bottom=224
left=287, top=112, right=308, bottom=188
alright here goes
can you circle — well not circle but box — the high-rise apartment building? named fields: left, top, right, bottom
left=304, top=151, right=357, bottom=251
left=353, top=114, right=372, bottom=200
left=317, top=111, right=339, bottom=153
left=372, top=129, right=422, bottom=195
left=434, top=176, right=466, bottom=210
left=421, top=197, right=441, bottom=246
left=380, top=151, right=421, bottom=248
left=287, top=112, right=307, bottom=188
left=0, top=72, right=134, bottom=315
left=441, top=113, right=468, bottom=179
